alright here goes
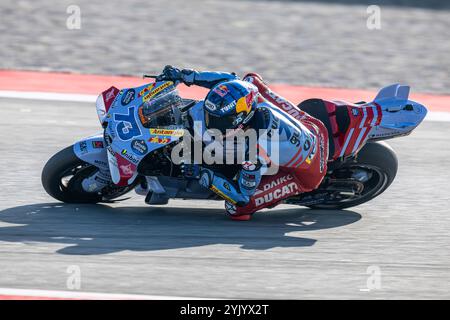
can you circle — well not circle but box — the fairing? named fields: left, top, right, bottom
left=78, top=81, right=186, bottom=187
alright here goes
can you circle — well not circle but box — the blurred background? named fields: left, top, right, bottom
left=1, top=0, right=449, bottom=93
left=1, top=0, right=450, bottom=300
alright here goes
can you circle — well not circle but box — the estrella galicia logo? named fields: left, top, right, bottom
left=114, top=106, right=141, bottom=140
left=121, top=89, right=135, bottom=106
left=131, top=139, right=148, bottom=155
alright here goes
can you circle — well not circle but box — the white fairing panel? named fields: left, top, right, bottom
left=96, top=94, right=107, bottom=124
left=73, top=134, right=109, bottom=170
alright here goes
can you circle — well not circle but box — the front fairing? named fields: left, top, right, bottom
left=103, top=81, right=184, bottom=186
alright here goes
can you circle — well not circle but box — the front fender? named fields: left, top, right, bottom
left=73, top=134, right=108, bottom=171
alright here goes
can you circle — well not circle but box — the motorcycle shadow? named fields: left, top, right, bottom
left=0, top=202, right=361, bottom=255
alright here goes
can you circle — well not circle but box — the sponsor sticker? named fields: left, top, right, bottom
left=148, top=136, right=171, bottom=144
left=303, top=139, right=311, bottom=151
left=242, top=161, right=256, bottom=171
left=213, top=85, right=229, bottom=97
left=204, top=99, right=217, bottom=111
left=254, top=174, right=299, bottom=206
left=121, top=89, right=135, bottom=106
left=92, top=141, right=104, bottom=149
left=143, top=82, right=173, bottom=102
left=221, top=101, right=237, bottom=113
left=120, top=149, right=139, bottom=164
left=131, top=139, right=148, bottom=155
left=319, top=135, right=325, bottom=173
left=106, top=145, right=116, bottom=156
left=79, top=141, right=88, bottom=154
left=241, top=172, right=256, bottom=189
left=149, top=128, right=184, bottom=136
left=120, top=163, right=133, bottom=175
left=138, top=83, right=156, bottom=97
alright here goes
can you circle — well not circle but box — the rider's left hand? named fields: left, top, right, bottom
left=156, top=65, right=196, bottom=86
left=156, top=65, right=183, bottom=83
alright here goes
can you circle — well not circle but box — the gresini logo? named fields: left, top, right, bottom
left=254, top=174, right=299, bottom=206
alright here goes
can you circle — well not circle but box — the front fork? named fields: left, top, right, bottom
left=73, top=133, right=112, bottom=193
left=81, top=169, right=112, bottom=192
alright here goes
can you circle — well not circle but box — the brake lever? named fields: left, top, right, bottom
left=143, top=74, right=182, bottom=87
left=143, top=74, right=158, bottom=79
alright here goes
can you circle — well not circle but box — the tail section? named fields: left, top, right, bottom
left=368, top=84, right=428, bottom=141
left=298, top=84, right=428, bottom=160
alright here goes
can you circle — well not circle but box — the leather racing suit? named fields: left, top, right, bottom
left=180, top=70, right=329, bottom=220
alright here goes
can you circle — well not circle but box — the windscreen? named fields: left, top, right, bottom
left=138, top=88, right=182, bottom=128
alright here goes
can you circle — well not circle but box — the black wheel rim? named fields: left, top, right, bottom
left=58, top=162, right=135, bottom=201
left=317, top=164, right=388, bottom=208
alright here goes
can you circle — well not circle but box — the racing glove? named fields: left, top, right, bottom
left=156, top=65, right=196, bottom=86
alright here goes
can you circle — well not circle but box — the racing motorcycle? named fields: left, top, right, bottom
left=42, top=77, right=427, bottom=210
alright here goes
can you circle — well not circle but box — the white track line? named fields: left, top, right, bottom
left=0, top=90, right=96, bottom=102
left=0, top=287, right=211, bottom=300
left=0, top=90, right=448, bottom=122
left=424, top=111, right=450, bottom=122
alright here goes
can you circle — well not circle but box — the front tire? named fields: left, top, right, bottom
left=42, top=146, right=135, bottom=203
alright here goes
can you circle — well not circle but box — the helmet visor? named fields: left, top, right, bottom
left=205, top=111, right=243, bottom=134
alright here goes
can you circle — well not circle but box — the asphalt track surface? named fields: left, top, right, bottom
left=0, top=96, right=449, bottom=299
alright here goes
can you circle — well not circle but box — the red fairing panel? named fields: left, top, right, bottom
left=324, top=100, right=383, bottom=159
left=236, top=170, right=302, bottom=215
left=239, top=73, right=330, bottom=214
left=115, top=153, right=137, bottom=187
left=101, top=86, right=120, bottom=112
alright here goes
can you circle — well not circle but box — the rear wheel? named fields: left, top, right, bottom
left=42, top=146, right=135, bottom=203
left=308, top=141, right=398, bottom=210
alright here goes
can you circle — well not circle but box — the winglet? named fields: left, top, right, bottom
left=374, top=84, right=410, bottom=102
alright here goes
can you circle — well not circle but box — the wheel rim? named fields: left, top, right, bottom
left=58, top=163, right=93, bottom=193
left=58, top=162, right=135, bottom=201
left=317, top=164, right=388, bottom=208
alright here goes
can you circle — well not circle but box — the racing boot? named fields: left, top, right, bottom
left=224, top=201, right=253, bottom=221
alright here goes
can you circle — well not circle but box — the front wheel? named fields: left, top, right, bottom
left=41, top=146, right=135, bottom=203
left=307, top=141, right=398, bottom=210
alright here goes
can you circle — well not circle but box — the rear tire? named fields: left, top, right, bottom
left=309, top=141, right=398, bottom=209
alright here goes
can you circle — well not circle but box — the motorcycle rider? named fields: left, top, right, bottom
left=156, top=66, right=329, bottom=221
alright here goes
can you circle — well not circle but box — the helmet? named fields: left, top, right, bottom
left=204, top=80, right=258, bottom=135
